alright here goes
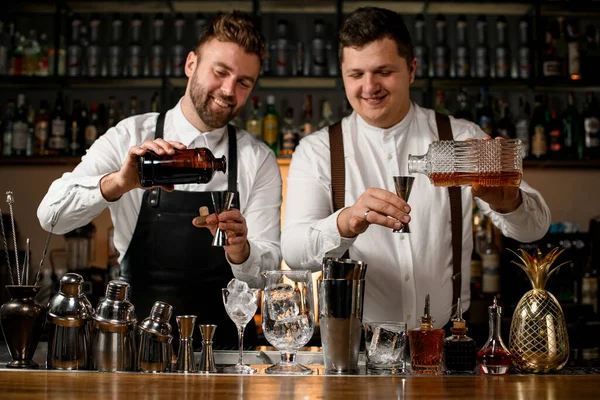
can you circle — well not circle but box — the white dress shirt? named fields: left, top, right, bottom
left=282, top=102, right=551, bottom=328
left=38, top=99, right=282, bottom=288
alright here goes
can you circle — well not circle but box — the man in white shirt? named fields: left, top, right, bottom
left=38, top=12, right=282, bottom=347
left=281, top=7, right=551, bottom=328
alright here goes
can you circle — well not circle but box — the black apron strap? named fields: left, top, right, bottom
left=435, top=112, right=463, bottom=314
left=328, top=121, right=350, bottom=260
left=155, top=113, right=165, bottom=139
left=227, top=124, right=238, bottom=193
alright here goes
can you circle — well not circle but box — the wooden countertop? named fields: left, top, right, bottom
left=0, top=368, right=598, bottom=399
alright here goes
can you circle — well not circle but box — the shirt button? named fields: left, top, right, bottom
left=404, top=274, right=410, bottom=281
left=384, top=131, right=389, bottom=137
left=407, top=314, right=412, bottom=320
left=387, top=153, right=393, bottom=160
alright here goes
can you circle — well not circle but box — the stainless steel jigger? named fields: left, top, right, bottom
left=198, top=324, right=217, bottom=373
left=175, top=315, right=197, bottom=373
left=211, top=192, right=235, bottom=247
left=393, top=176, right=415, bottom=233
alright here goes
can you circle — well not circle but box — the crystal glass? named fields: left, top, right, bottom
left=364, top=321, right=407, bottom=372
left=221, top=287, right=261, bottom=374
left=262, top=270, right=315, bottom=375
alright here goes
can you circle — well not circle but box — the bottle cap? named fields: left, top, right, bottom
left=488, top=297, right=502, bottom=314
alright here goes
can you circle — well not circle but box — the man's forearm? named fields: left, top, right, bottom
left=100, top=172, right=130, bottom=202
left=226, top=240, right=251, bottom=264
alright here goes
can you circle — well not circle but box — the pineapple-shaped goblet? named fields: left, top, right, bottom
left=509, top=247, right=570, bottom=373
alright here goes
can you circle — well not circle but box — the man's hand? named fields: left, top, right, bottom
left=100, top=138, right=187, bottom=201
left=192, top=208, right=251, bottom=264
left=336, top=187, right=411, bottom=238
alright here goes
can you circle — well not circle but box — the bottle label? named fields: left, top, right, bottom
left=281, top=129, right=297, bottom=154
left=531, top=125, right=547, bottom=156
left=563, top=117, right=573, bottom=148
left=584, top=117, right=600, bottom=148
left=475, top=47, right=489, bottom=78
left=86, top=46, right=100, bottom=76
left=108, top=46, right=122, bottom=77
left=481, top=254, right=500, bottom=293
left=581, top=276, right=598, bottom=313
left=67, top=46, right=81, bottom=76
left=543, top=61, right=561, bottom=77
left=434, top=47, right=449, bottom=78
left=85, top=125, right=98, bottom=147
left=311, top=39, right=326, bottom=77
left=35, top=121, right=49, bottom=141
left=12, top=121, right=28, bottom=151
left=50, top=119, right=67, bottom=150
left=568, top=42, right=580, bottom=76
left=151, top=45, right=164, bottom=76
left=171, top=45, right=186, bottom=77
left=128, top=46, right=142, bottom=77
left=275, top=39, right=289, bottom=76
left=549, top=129, right=563, bottom=152
left=518, top=48, right=531, bottom=79
left=246, top=121, right=263, bottom=140
left=455, top=47, right=470, bottom=77
left=495, top=48, right=509, bottom=78
left=263, top=115, right=278, bottom=145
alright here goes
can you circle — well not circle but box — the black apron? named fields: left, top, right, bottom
left=120, top=113, right=257, bottom=350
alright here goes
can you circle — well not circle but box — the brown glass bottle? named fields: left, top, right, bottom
left=137, top=148, right=226, bottom=187
left=408, top=294, right=445, bottom=375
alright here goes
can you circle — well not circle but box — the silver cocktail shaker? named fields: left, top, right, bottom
left=91, top=280, right=137, bottom=372
left=46, top=273, right=94, bottom=370
left=318, top=257, right=367, bottom=374
left=138, top=301, right=173, bottom=373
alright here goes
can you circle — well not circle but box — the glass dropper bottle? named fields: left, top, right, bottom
left=443, top=298, right=477, bottom=374
left=476, top=297, right=512, bottom=374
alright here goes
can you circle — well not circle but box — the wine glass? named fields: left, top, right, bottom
left=262, top=270, right=315, bottom=375
left=221, top=287, right=261, bottom=374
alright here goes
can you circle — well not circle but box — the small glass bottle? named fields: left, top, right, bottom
left=443, top=298, right=477, bottom=374
left=476, top=297, right=512, bottom=375
left=137, top=148, right=226, bottom=187
left=408, top=294, right=445, bottom=375
left=408, top=139, right=523, bottom=187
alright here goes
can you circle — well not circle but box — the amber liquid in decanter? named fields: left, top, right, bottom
left=429, top=171, right=523, bottom=187
left=408, top=294, right=445, bottom=375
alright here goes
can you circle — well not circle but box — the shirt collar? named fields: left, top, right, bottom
left=170, top=98, right=228, bottom=148
left=356, top=101, right=415, bottom=138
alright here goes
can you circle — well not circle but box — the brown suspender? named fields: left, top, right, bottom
left=328, top=113, right=463, bottom=308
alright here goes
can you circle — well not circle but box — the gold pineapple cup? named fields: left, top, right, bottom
left=509, top=248, right=570, bottom=373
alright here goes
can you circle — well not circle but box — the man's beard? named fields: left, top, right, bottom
left=190, top=73, right=239, bottom=129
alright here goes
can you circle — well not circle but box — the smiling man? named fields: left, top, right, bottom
left=281, top=7, right=550, bottom=329
left=38, top=12, right=282, bottom=348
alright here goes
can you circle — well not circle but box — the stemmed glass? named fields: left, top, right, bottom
left=221, top=287, right=261, bottom=374
left=262, top=270, right=315, bottom=375
left=211, top=191, right=235, bottom=247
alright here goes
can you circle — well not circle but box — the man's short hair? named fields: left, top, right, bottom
left=339, top=7, right=414, bottom=65
left=195, top=11, right=266, bottom=61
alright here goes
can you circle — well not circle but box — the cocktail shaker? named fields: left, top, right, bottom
left=138, top=301, right=173, bottom=373
left=91, top=280, right=137, bottom=372
left=46, top=273, right=94, bottom=370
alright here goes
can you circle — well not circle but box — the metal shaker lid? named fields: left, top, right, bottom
left=47, top=273, right=93, bottom=325
left=59, top=273, right=84, bottom=296
left=94, top=280, right=136, bottom=327
left=139, top=301, right=173, bottom=339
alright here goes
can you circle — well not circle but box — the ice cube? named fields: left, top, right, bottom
left=226, top=291, right=258, bottom=323
left=266, top=283, right=300, bottom=322
left=265, top=314, right=314, bottom=350
left=227, top=278, right=249, bottom=292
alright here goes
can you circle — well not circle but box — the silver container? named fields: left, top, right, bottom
left=318, top=257, right=367, bottom=374
left=46, top=273, right=94, bottom=370
left=138, top=301, right=173, bottom=373
left=91, top=280, right=137, bottom=372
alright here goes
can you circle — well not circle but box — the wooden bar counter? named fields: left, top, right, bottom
left=0, top=367, right=598, bottom=399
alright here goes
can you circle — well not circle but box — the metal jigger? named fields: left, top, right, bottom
left=211, top=192, right=235, bottom=247
left=198, top=324, right=217, bottom=373
left=175, top=315, right=197, bottom=373
left=393, top=176, right=415, bottom=233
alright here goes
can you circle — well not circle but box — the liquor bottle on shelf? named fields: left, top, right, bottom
left=413, top=14, right=428, bottom=79
left=475, top=16, right=489, bottom=78
left=476, top=86, right=493, bottom=136
left=555, top=18, right=568, bottom=76
left=12, top=93, right=29, bottom=156
left=279, top=107, right=298, bottom=158
left=453, top=88, right=472, bottom=122
left=542, top=26, right=561, bottom=77
left=294, top=40, right=305, bottom=76
left=263, top=95, right=279, bottom=154
left=476, top=297, right=512, bottom=375
left=515, top=96, right=530, bottom=159
left=127, top=14, right=143, bottom=78
left=0, top=22, right=8, bottom=75
left=107, top=13, right=123, bottom=77
left=48, top=34, right=66, bottom=76
left=443, top=298, right=477, bottom=374
left=481, top=220, right=500, bottom=296
left=310, top=20, right=327, bottom=77
left=87, top=14, right=102, bottom=77
left=150, top=92, right=160, bottom=113
left=34, top=100, right=50, bottom=156
left=582, top=92, right=600, bottom=160
left=301, top=94, right=313, bottom=139
left=494, top=99, right=514, bottom=139
left=273, top=20, right=291, bottom=77
left=494, top=16, right=510, bottom=79
left=518, top=16, right=532, bottom=79
left=562, top=91, right=582, bottom=160
left=69, top=99, right=83, bottom=156
left=67, top=14, right=82, bottom=77
left=407, top=294, right=444, bottom=375
left=548, top=108, right=565, bottom=159
left=566, top=21, right=582, bottom=81
left=318, top=100, right=334, bottom=129
left=455, top=15, right=470, bottom=79
left=85, top=103, right=99, bottom=150
left=583, top=25, right=600, bottom=79
left=171, top=14, right=186, bottom=77
left=138, top=148, right=227, bottom=187
left=107, top=96, right=118, bottom=128
left=433, top=14, right=449, bottom=78
left=530, top=95, right=549, bottom=159
left=150, top=13, right=165, bottom=77
left=195, top=13, right=207, bottom=42
left=37, top=32, right=49, bottom=77
left=2, top=101, right=15, bottom=156
left=10, top=33, right=25, bottom=76
left=245, top=96, right=263, bottom=141
left=434, top=90, right=449, bottom=116
left=26, top=102, right=35, bottom=156
left=48, top=92, right=67, bottom=155
left=129, top=96, right=137, bottom=117
left=23, top=29, right=41, bottom=76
